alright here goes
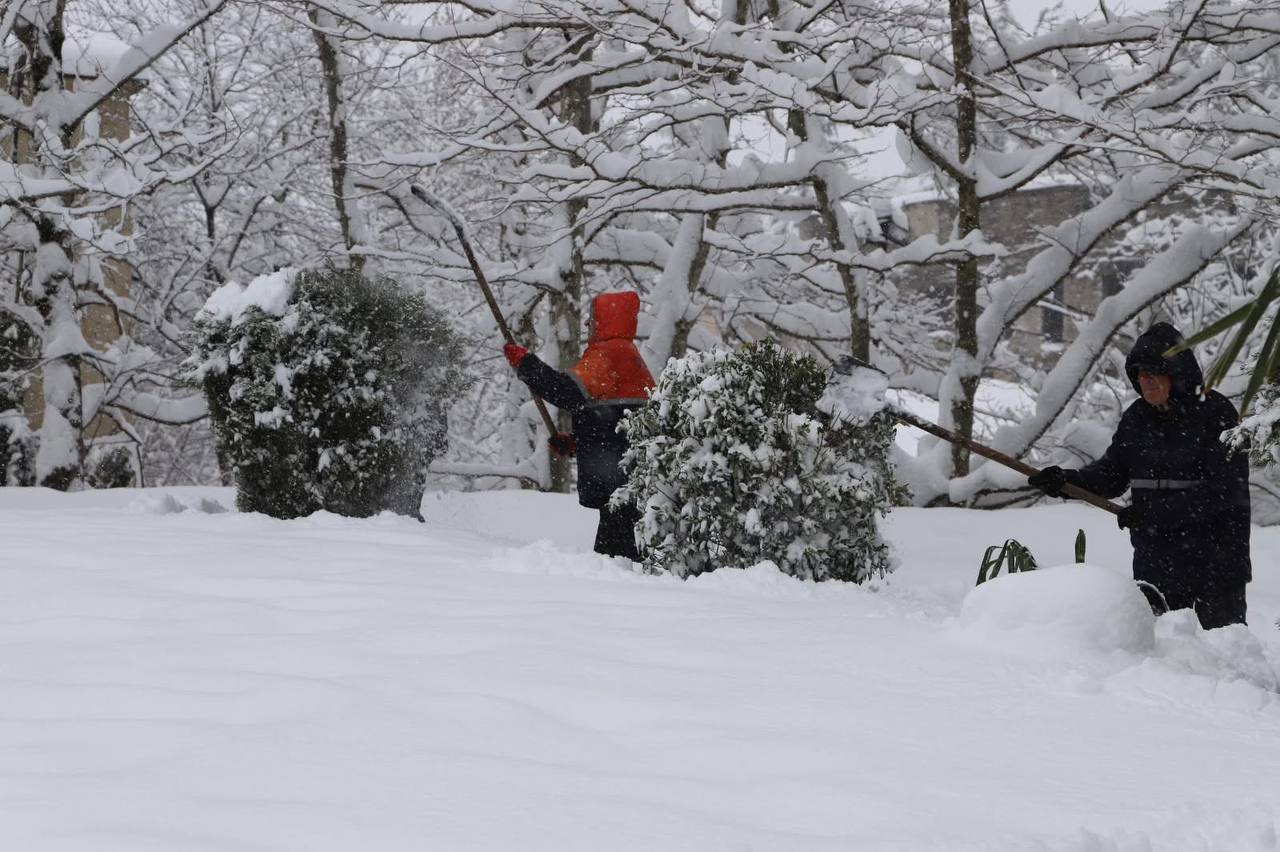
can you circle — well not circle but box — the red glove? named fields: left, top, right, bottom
left=503, top=342, right=528, bottom=369
left=549, top=433, right=576, bottom=457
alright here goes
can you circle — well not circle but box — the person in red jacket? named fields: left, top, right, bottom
left=503, top=292, right=656, bottom=559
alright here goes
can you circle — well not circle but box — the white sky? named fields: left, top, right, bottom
left=1007, top=0, right=1171, bottom=28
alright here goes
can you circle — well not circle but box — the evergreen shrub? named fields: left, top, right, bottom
left=191, top=266, right=466, bottom=518
left=1233, top=381, right=1280, bottom=467
left=0, top=420, right=35, bottom=486
left=0, top=315, right=36, bottom=486
left=615, top=341, right=904, bottom=582
left=87, top=446, right=136, bottom=489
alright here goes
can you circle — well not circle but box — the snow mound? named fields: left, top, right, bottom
left=956, top=563, right=1155, bottom=658
left=685, top=560, right=798, bottom=592
left=420, top=489, right=596, bottom=549
left=484, top=547, right=873, bottom=605
left=683, top=560, right=836, bottom=601
left=128, top=492, right=230, bottom=515
left=487, top=540, right=655, bottom=583
left=1112, top=610, right=1280, bottom=710
left=1157, top=610, right=1279, bottom=689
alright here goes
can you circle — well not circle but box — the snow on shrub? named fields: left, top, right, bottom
left=86, top=445, right=136, bottom=489
left=0, top=415, right=35, bottom=487
left=0, top=315, right=36, bottom=486
left=615, top=342, right=904, bottom=582
left=1231, top=382, right=1280, bottom=467
left=190, top=266, right=467, bottom=519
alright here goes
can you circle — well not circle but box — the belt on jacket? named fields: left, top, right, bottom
left=1130, top=478, right=1204, bottom=490
left=584, top=397, right=649, bottom=408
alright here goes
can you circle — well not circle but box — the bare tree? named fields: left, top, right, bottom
left=883, top=1, right=1280, bottom=496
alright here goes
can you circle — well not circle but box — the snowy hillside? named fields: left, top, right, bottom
left=3, top=489, right=1280, bottom=851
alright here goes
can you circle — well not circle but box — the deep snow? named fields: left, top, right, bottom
left=3, top=488, right=1279, bottom=851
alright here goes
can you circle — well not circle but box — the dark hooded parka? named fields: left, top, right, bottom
left=1065, top=322, right=1250, bottom=612
left=515, top=292, right=656, bottom=510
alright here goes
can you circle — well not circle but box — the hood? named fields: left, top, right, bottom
left=1125, top=322, right=1203, bottom=400
left=589, top=292, right=640, bottom=342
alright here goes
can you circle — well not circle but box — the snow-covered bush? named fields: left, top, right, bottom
left=190, top=266, right=467, bottom=519
left=87, top=446, right=137, bottom=489
left=616, top=342, right=904, bottom=582
left=0, top=417, right=35, bottom=487
left=0, top=315, right=36, bottom=486
left=1232, top=382, right=1280, bottom=467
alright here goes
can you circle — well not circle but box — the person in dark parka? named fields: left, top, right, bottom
left=502, top=291, right=656, bottom=560
left=1029, top=322, right=1251, bottom=628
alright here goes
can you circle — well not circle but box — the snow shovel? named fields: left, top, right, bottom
left=833, top=357, right=1122, bottom=516
left=409, top=183, right=559, bottom=438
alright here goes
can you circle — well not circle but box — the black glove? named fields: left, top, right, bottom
left=548, top=432, right=576, bottom=458
left=1116, top=504, right=1147, bottom=531
left=1028, top=465, right=1068, bottom=497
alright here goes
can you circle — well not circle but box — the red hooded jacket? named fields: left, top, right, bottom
left=569, top=292, right=655, bottom=402
left=515, top=291, right=655, bottom=508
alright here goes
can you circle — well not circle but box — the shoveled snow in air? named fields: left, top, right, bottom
left=2, top=488, right=1279, bottom=851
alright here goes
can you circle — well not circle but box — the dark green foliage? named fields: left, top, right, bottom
left=1074, top=528, right=1086, bottom=564
left=618, top=341, right=904, bottom=582
left=0, top=313, right=37, bottom=486
left=87, top=446, right=136, bottom=489
left=191, top=266, right=467, bottom=519
left=0, top=423, right=35, bottom=486
left=1231, top=381, right=1279, bottom=468
left=976, top=539, right=1038, bottom=585
left=1176, top=267, right=1280, bottom=414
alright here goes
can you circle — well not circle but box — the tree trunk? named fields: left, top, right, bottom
left=812, top=176, right=870, bottom=362
left=310, top=8, right=363, bottom=272
left=948, top=0, right=981, bottom=478
left=19, top=1, right=85, bottom=489
left=650, top=0, right=749, bottom=366
left=668, top=219, right=717, bottom=359
left=779, top=16, right=869, bottom=363
left=549, top=52, right=595, bottom=493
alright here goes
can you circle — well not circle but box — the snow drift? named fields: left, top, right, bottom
left=957, top=563, right=1156, bottom=658
left=2, top=489, right=1279, bottom=852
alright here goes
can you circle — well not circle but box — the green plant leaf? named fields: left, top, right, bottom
left=1240, top=310, right=1280, bottom=416
left=1164, top=300, right=1258, bottom=355
left=1169, top=267, right=1280, bottom=406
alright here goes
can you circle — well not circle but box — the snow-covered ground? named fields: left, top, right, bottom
left=3, top=487, right=1279, bottom=851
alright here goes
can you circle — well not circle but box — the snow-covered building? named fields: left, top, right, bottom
left=877, top=175, right=1212, bottom=363
left=888, top=177, right=1092, bottom=356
